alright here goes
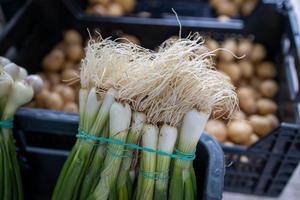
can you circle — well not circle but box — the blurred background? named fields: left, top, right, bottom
left=0, top=0, right=299, bottom=199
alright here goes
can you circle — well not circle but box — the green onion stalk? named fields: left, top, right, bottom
left=52, top=87, right=116, bottom=200
left=53, top=34, right=237, bottom=200
left=154, top=124, right=177, bottom=200
left=52, top=37, right=147, bottom=200
left=52, top=37, right=132, bottom=200
left=117, top=111, right=146, bottom=200
left=135, top=124, right=159, bottom=200
left=87, top=102, right=132, bottom=200
left=169, top=110, right=209, bottom=200
left=78, top=122, right=109, bottom=200
left=0, top=60, right=43, bottom=200
left=78, top=88, right=118, bottom=200
left=76, top=39, right=146, bottom=200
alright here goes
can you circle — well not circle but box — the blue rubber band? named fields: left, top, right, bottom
left=76, top=129, right=195, bottom=161
left=0, top=119, right=13, bottom=129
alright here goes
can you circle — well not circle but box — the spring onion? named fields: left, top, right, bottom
left=0, top=62, right=43, bottom=200
left=117, top=111, right=146, bottom=199
left=52, top=34, right=238, bottom=200
left=88, top=102, right=132, bottom=200
left=136, top=124, right=159, bottom=200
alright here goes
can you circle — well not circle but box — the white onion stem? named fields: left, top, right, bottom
left=154, top=124, right=177, bottom=199
left=136, top=124, right=159, bottom=200
left=117, top=111, right=146, bottom=198
left=83, top=88, right=102, bottom=132
left=90, top=102, right=132, bottom=200
left=169, top=110, right=209, bottom=200
left=89, top=88, right=117, bottom=136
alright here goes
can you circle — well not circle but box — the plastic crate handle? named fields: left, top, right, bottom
left=285, top=54, right=299, bottom=100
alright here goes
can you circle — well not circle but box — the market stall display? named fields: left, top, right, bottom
left=52, top=34, right=237, bottom=200
left=0, top=0, right=299, bottom=199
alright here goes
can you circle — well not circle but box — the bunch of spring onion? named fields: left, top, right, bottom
left=112, top=34, right=237, bottom=200
left=52, top=38, right=151, bottom=200
left=52, top=34, right=237, bottom=200
left=0, top=57, right=43, bottom=200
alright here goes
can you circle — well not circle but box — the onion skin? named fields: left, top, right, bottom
left=256, top=98, right=277, bottom=115
left=46, top=73, right=61, bottom=86
left=18, top=67, right=28, bottom=80
left=205, top=120, right=227, bottom=143
left=237, top=87, right=257, bottom=114
left=0, top=56, right=11, bottom=66
left=59, top=86, right=76, bottom=103
left=251, top=44, right=266, bottom=63
left=64, top=30, right=82, bottom=46
left=107, top=3, right=124, bottom=17
left=35, top=89, right=49, bottom=108
left=119, top=34, right=140, bottom=45
left=232, top=110, right=246, bottom=120
left=248, top=115, right=273, bottom=137
left=215, top=1, right=238, bottom=17
left=61, top=68, right=78, bottom=81
left=63, top=102, right=78, bottom=113
left=25, top=75, right=44, bottom=94
left=218, top=62, right=241, bottom=83
left=223, top=141, right=234, bottom=146
left=114, top=0, right=136, bottom=13
left=227, top=121, right=252, bottom=145
left=43, top=49, right=65, bottom=72
left=206, top=38, right=219, bottom=51
left=239, top=61, right=254, bottom=78
left=45, top=92, right=64, bottom=111
left=256, top=62, right=277, bottom=79
left=241, top=0, right=257, bottom=16
left=259, top=80, right=278, bottom=98
left=250, top=76, right=262, bottom=90
left=237, top=39, right=253, bottom=57
left=265, top=114, right=279, bottom=128
left=63, top=61, right=77, bottom=70
left=246, top=134, right=259, bottom=146
left=4, top=63, right=20, bottom=80
left=240, top=98, right=257, bottom=114
left=66, top=44, right=84, bottom=62
left=219, top=39, right=237, bottom=62
left=88, top=4, right=108, bottom=16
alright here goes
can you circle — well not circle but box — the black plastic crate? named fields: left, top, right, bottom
left=69, top=0, right=279, bottom=23
left=67, top=0, right=245, bottom=23
left=0, top=0, right=300, bottom=198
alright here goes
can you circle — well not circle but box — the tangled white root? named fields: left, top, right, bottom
left=80, top=36, right=151, bottom=96
left=80, top=33, right=238, bottom=126
left=117, top=34, right=238, bottom=126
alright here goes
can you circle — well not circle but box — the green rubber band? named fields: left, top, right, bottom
left=139, top=170, right=169, bottom=180
left=174, top=149, right=196, bottom=160
left=0, top=119, right=13, bottom=129
left=81, top=140, right=104, bottom=146
left=106, top=146, right=132, bottom=158
left=76, top=129, right=195, bottom=161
